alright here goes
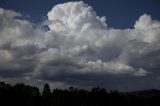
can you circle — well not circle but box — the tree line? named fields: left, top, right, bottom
left=0, top=81, right=160, bottom=106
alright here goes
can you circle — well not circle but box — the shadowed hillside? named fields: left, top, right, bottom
left=0, top=81, right=160, bottom=106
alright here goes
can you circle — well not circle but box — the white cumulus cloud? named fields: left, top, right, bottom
left=0, top=1, right=160, bottom=90
left=47, top=1, right=107, bottom=33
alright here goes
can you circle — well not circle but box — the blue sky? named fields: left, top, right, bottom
left=1, top=0, right=160, bottom=28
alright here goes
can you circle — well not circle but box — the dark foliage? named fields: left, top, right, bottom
left=0, top=81, right=160, bottom=106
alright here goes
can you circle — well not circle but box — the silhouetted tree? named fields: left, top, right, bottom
left=42, top=83, right=51, bottom=96
left=42, top=83, right=51, bottom=106
left=1, top=81, right=160, bottom=106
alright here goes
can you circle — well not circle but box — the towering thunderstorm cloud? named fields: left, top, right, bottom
left=0, top=1, right=160, bottom=90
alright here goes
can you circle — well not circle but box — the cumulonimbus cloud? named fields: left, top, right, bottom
left=0, top=1, right=160, bottom=90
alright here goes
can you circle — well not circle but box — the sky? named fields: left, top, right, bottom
left=1, top=0, right=160, bottom=28
left=0, top=0, right=160, bottom=91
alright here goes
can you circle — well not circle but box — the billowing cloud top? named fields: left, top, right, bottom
left=0, top=1, right=160, bottom=91
left=47, top=1, right=107, bottom=33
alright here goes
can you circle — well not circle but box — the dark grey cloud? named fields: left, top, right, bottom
left=0, top=1, right=160, bottom=91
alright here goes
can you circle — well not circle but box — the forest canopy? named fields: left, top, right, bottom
left=0, top=81, right=160, bottom=106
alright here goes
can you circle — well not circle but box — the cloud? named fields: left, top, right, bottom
left=0, top=1, right=160, bottom=90
left=47, top=1, right=107, bottom=33
left=134, top=14, right=160, bottom=31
